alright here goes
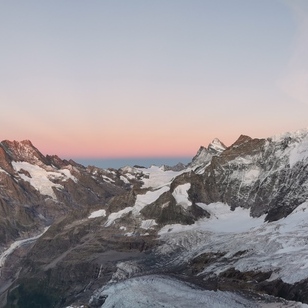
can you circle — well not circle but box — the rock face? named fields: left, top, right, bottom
left=0, top=140, right=127, bottom=246
left=2, top=130, right=308, bottom=307
left=196, top=131, right=308, bottom=221
left=190, top=138, right=226, bottom=170
left=0, top=139, right=131, bottom=307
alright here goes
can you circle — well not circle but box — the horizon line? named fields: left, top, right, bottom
left=70, top=156, right=193, bottom=169
left=67, top=155, right=194, bottom=160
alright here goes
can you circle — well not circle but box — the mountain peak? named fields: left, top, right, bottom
left=0, top=139, right=48, bottom=165
left=190, top=138, right=226, bottom=168
left=208, top=138, right=226, bottom=154
left=231, top=135, right=252, bottom=147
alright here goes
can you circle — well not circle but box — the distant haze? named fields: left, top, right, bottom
left=73, top=157, right=192, bottom=169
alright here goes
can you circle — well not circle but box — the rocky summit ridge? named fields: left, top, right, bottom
left=190, top=137, right=226, bottom=170
left=1, top=130, right=308, bottom=307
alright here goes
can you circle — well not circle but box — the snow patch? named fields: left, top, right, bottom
left=289, top=140, right=308, bottom=167
left=105, top=207, right=133, bottom=227
left=140, top=219, right=157, bottom=230
left=138, top=165, right=185, bottom=189
left=159, top=203, right=265, bottom=235
left=268, top=128, right=308, bottom=168
left=57, top=168, right=78, bottom=183
left=133, top=186, right=169, bottom=214
left=228, top=159, right=261, bottom=186
left=209, top=138, right=226, bottom=152
left=105, top=186, right=169, bottom=227
left=12, top=161, right=63, bottom=199
left=101, top=175, right=115, bottom=183
left=172, top=183, right=192, bottom=209
left=0, top=167, right=9, bottom=175
left=12, top=161, right=78, bottom=199
left=120, top=175, right=130, bottom=184
left=197, top=202, right=266, bottom=232
left=244, top=167, right=261, bottom=184
left=88, top=209, right=106, bottom=219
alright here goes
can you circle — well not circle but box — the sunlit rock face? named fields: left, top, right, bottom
left=0, top=140, right=127, bottom=246
left=197, top=130, right=308, bottom=221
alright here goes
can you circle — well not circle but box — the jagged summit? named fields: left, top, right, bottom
left=190, top=138, right=226, bottom=168
left=208, top=138, right=227, bottom=154
left=0, top=139, right=48, bottom=165
left=0, top=140, right=84, bottom=172
left=230, top=134, right=252, bottom=147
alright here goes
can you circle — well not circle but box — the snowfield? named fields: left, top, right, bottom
left=158, top=201, right=308, bottom=284
left=269, top=129, right=308, bottom=168
left=172, top=183, right=192, bottom=209
left=12, top=161, right=77, bottom=199
left=89, top=275, right=308, bottom=308
left=137, top=165, right=186, bottom=189
left=159, top=202, right=266, bottom=234
left=105, top=186, right=169, bottom=227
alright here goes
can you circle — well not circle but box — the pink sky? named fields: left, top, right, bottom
left=1, top=1, right=308, bottom=159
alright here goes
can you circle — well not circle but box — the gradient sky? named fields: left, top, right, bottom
left=1, top=0, right=308, bottom=159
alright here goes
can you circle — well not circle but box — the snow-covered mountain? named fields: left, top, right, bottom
left=189, top=138, right=226, bottom=172
left=1, top=130, right=308, bottom=307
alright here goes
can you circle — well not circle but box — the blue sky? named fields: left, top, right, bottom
left=1, top=0, right=308, bottom=161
